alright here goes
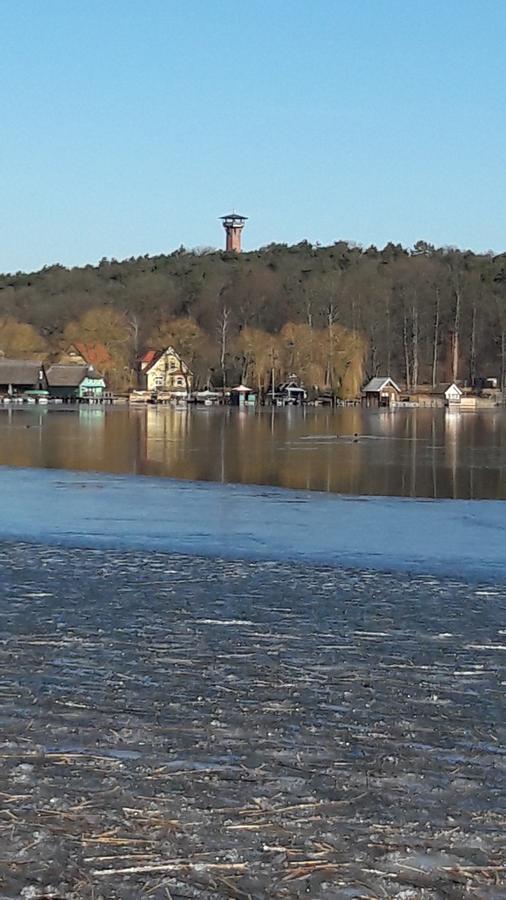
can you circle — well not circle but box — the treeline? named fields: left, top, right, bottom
left=0, top=240, right=505, bottom=394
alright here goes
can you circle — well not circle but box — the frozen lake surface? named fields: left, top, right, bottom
left=0, top=543, right=504, bottom=898
left=1, top=465, right=505, bottom=581
left=1, top=461, right=505, bottom=896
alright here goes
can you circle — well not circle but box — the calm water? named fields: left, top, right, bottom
left=0, top=404, right=505, bottom=499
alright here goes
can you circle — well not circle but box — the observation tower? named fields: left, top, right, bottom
left=220, top=212, right=247, bottom=252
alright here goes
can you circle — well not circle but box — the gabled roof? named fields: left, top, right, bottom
left=363, top=377, right=401, bottom=393
left=72, top=342, right=113, bottom=371
left=441, top=382, right=462, bottom=396
left=142, top=346, right=192, bottom=375
left=418, top=382, right=463, bottom=396
left=46, top=364, right=103, bottom=387
left=278, top=381, right=307, bottom=394
left=0, top=358, right=43, bottom=385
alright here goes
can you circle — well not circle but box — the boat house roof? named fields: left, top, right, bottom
left=363, top=377, right=401, bottom=393
left=0, top=358, right=43, bottom=384
left=46, top=364, right=103, bottom=387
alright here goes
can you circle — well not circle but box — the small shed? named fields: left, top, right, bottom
left=442, top=382, right=462, bottom=406
left=230, top=384, right=256, bottom=407
left=362, top=377, right=401, bottom=408
left=46, top=364, right=106, bottom=401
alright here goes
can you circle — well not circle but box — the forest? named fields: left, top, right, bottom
left=0, top=240, right=505, bottom=396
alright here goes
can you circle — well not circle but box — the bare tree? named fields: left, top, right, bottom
left=411, top=294, right=419, bottom=389
left=218, top=305, right=230, bottom=389
left=431, top=286, right=440, bottom=388
left=128, top=313, right=140, bottom=356
left=402, top=303, right=411, bottom=390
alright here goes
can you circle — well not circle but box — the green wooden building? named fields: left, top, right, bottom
left=45, top=364, right=106, bottom=401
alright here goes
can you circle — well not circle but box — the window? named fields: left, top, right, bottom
left=155, top=375, right=164, bottom=388
left=176, top=377, right=185, bottom=387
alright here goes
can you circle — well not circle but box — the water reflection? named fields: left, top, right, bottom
left=0, top=405, right=504, bottom=499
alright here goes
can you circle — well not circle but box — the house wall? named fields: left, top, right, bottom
left=0, top=382, right=46, bottom=394
left=445, top=387, right=461, bottom=403
left=364, top=392, right=379, bottom=408
left=144, top=352, right=192, bottom=392
left=0, top=381, right=38, bottom=394
left=409, top=393, right=445, bottom=408
left=50, top=385, right=79, bottom=400
left=364, top=387, right=399, bottom=408
left=383, top=387, right=399, bottom=400
left=78, top=377, right=105, bottom=399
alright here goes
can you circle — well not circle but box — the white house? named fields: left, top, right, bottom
left=138, top=347, right=193, bottom=394
left=443, top=382, right=462, bottom=406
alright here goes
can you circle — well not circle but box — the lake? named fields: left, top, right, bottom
left=0, top=404, right=505, bottom=499
left=1, top=404, right=506, bottom=499
left=2, top=407, right=505, bottom=898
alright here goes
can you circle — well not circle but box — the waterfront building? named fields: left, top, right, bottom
left=230, top=384, right=256, bottom=407
left=0, top=358, right=47, bottom=397
left=408, top=383, right=462, bottom=408
left=272, top=378, right=308, bottom=406
left=362, top=377, right=401, bottom=408
left=138, top=347, right=193, bottom=395
left=442, top=382, right=462, bottom=406
left=45, top=364, right=106, bottom=401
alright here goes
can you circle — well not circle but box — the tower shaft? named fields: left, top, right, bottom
left=221, top=213, right=247, bottom=252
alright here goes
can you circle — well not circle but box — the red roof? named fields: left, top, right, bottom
left=73, top=342, right=113, bottom=371
left=137, top=347, right=192, bottom=375
left=139, top=349, right=159, bottom=366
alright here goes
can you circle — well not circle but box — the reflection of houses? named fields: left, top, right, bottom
left=140, top=406, right=191, bottom=468
left=45, top=364, right=106, bottom=401
left=0, top=358, right=47, bottom=396
left=362, top=377, right=401, bottom=408
left=138, top=348, right=192, bottom=395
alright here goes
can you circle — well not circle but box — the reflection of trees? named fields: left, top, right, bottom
left=1, top=407, right=505, bottom=500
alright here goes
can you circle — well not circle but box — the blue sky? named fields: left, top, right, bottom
left=1, top=0, right=505, bottom=272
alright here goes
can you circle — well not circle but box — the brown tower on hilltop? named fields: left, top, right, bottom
left=221, top=212, right=247, bottom=252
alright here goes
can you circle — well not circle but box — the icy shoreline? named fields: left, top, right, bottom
left=1, top=465, right=505, bottom=582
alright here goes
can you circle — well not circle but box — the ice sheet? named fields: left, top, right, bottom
left=1, top=465, right=505, bottom=581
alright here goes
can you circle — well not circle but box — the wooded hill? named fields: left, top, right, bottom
left=0, top=240, right=505, bottom=395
